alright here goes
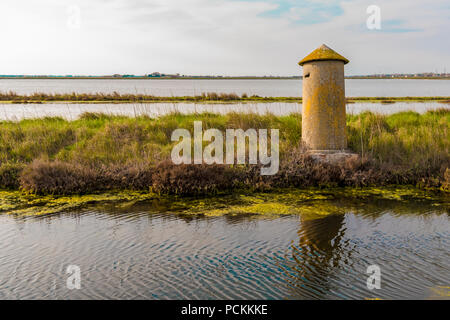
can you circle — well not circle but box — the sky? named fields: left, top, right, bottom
left=0, top=0, right=449, bottom=76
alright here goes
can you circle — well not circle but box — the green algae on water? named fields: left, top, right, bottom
left=427, top=286, right=450, bottom=299
left=0, top=190, right=158, bottom=216
left=0, top=186, right=448, bottom=218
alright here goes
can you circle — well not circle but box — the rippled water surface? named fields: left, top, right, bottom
left=0, top=191, right=448, bottom=300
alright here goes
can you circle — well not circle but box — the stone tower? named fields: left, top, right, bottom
left=299, top=44, right=349, bottom=152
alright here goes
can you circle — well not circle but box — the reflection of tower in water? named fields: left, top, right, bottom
left=280, top=214, right=346, bottom=299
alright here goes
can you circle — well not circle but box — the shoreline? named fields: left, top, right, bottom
left=0, top=94, right=449, bottom=104
left=0, top=77, right=449, bottom=80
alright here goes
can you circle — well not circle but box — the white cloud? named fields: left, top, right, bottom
left=0, top=0, right=448, bottom=75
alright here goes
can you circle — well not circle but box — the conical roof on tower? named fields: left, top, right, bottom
left=298, top=44, right=349, bottom=66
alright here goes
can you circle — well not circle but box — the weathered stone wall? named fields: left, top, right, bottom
left=302, top=60, right=346, bottom=150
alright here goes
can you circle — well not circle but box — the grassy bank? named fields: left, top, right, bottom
left=0, top=92, right=449, bottom=104
left=0, top=109, right=449, bottom=195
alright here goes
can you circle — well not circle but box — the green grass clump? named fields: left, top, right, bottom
left=347, top=109, right=449, bottom=171
left=0, top=109, right=448, bottom=195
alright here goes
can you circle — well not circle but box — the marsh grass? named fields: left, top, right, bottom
left=0, top=91, right=293, bottom=103
left=0, top=91, right=448, bottom=104
left=0, top=109, right=448, bottom=194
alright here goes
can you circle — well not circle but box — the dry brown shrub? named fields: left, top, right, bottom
left=151, top=160, right=246, bottom=195
left=20, top=160, right=98, bottom=195
left=0, top=162, right=25, bottom=189
left=19, top=160, right=154, bottom=194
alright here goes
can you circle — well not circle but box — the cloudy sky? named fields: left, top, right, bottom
left=1, top=0, right=449, bottom=76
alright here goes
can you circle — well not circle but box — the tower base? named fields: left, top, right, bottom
left=307, top=150, right=360, bottom=164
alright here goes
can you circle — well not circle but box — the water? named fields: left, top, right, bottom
left=0, top=78, right=447, bottom=120
left=0, top=192, right=448, bottom=300
left=0, top=102, right=448, bottom=121
left=0, top=78, right=449, bottom=300
left=0, top=79, right=449, bottom=97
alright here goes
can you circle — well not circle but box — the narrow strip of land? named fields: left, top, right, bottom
left=1, top=110, right=448, bottom=195
left=0, top=76, right=449, bottom=80
left=0, top=92, right=449, bottom=104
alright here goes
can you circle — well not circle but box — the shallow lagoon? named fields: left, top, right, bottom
left=1, top=79, right=449, bottom=97
left=0, top=187, right=448, bottom=299
left=0, top=101, right=448, bottom=121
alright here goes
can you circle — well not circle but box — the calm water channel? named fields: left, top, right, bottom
left=0, top=79, right=449, bottom=97
left=0, top=102, right=448, bottom=121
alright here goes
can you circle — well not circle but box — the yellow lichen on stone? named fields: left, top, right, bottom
left=300, top=56, right=347, bottom=150
left=299, top=44, right=349, bottom=66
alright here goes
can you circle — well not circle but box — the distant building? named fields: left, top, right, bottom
left=147, top=72, right=162, bottom=77
left=146, top=72, right=181, bottom=78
